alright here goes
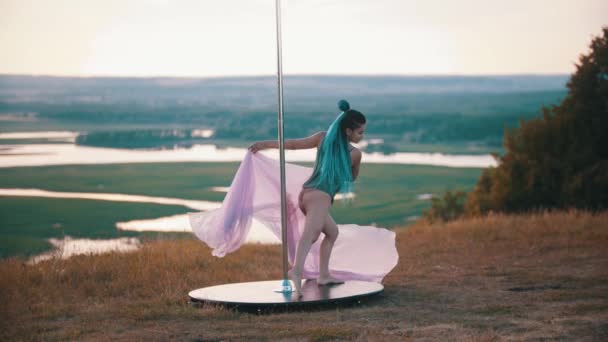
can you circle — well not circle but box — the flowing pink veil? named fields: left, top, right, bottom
left=189, top=151, right=399, bottom=282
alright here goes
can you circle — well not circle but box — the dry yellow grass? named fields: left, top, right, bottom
left=1, top=210, right=607, bottom=341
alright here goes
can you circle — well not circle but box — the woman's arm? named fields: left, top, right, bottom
left=351, top=148, right=362, bottom=180
left=248, top=131, right=325, bottom=153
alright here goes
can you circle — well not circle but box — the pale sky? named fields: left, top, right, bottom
left=0, top=0, right=606, bottom=77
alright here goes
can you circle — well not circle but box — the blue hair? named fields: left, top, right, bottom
left=303, top=100, right=355, bottom=203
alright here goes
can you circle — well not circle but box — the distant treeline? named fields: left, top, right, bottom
left=0, top=85, right=566, bottom=151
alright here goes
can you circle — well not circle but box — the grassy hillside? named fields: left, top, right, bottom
left=1, top=210, right=606, bottom=340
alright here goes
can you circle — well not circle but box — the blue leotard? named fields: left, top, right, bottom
left=302, top=145, right=354, bottom=203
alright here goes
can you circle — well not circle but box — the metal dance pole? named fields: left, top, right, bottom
left=274, top=0, right=291, bottom=293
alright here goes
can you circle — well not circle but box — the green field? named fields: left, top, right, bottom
left=0, top=162, right=483, bottom=258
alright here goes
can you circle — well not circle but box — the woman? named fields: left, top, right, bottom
left=249, top=100, right=366, bottom=297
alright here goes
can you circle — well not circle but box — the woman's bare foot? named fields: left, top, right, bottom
left=317, top=276, right=344, bottom=286
left=288, top=269, right=303, bottom=298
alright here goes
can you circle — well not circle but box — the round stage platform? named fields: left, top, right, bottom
left=189, top=279, right=383, bottom=312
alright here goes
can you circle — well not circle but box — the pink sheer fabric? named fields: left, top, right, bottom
left=188, top=151, right=399, bottom=283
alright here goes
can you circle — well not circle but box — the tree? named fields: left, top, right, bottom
left=465, top=27, right=608, bottom=215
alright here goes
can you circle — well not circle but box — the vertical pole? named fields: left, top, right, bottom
left=275, top=0, right=291, bottom=292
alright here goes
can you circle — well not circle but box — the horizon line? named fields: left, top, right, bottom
left=0, top=72, right=571, bottom=80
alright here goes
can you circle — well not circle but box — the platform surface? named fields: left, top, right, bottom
left=189, top=279, right=383, bottom=308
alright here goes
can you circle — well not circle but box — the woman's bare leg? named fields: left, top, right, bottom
left=318, top=215, right=344, bottom=285
left=289, top=190, right=330, bottom=297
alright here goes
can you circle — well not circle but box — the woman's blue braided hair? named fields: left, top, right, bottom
left=303, top=99, right=358, bottom=203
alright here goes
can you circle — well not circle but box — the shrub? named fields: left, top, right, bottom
left=423, top=190, right=467, bottom=223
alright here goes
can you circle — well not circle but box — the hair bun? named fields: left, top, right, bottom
left=338, top=99, right=350, bottom=112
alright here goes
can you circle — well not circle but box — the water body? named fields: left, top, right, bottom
left=417, top=193, right=434, bottom=200
left=1, top=188, right=280, bottom=255
left=116, top=214, right=280, bottom=244
left=29, top=236, right=141, bottom=264
left=0, top=140, right=497, bottom=168
left=3, top=187, right=460, bottom=260
left=0, top=188, right=221, bottom=211
left=0, top=131, right=78, bottom=141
